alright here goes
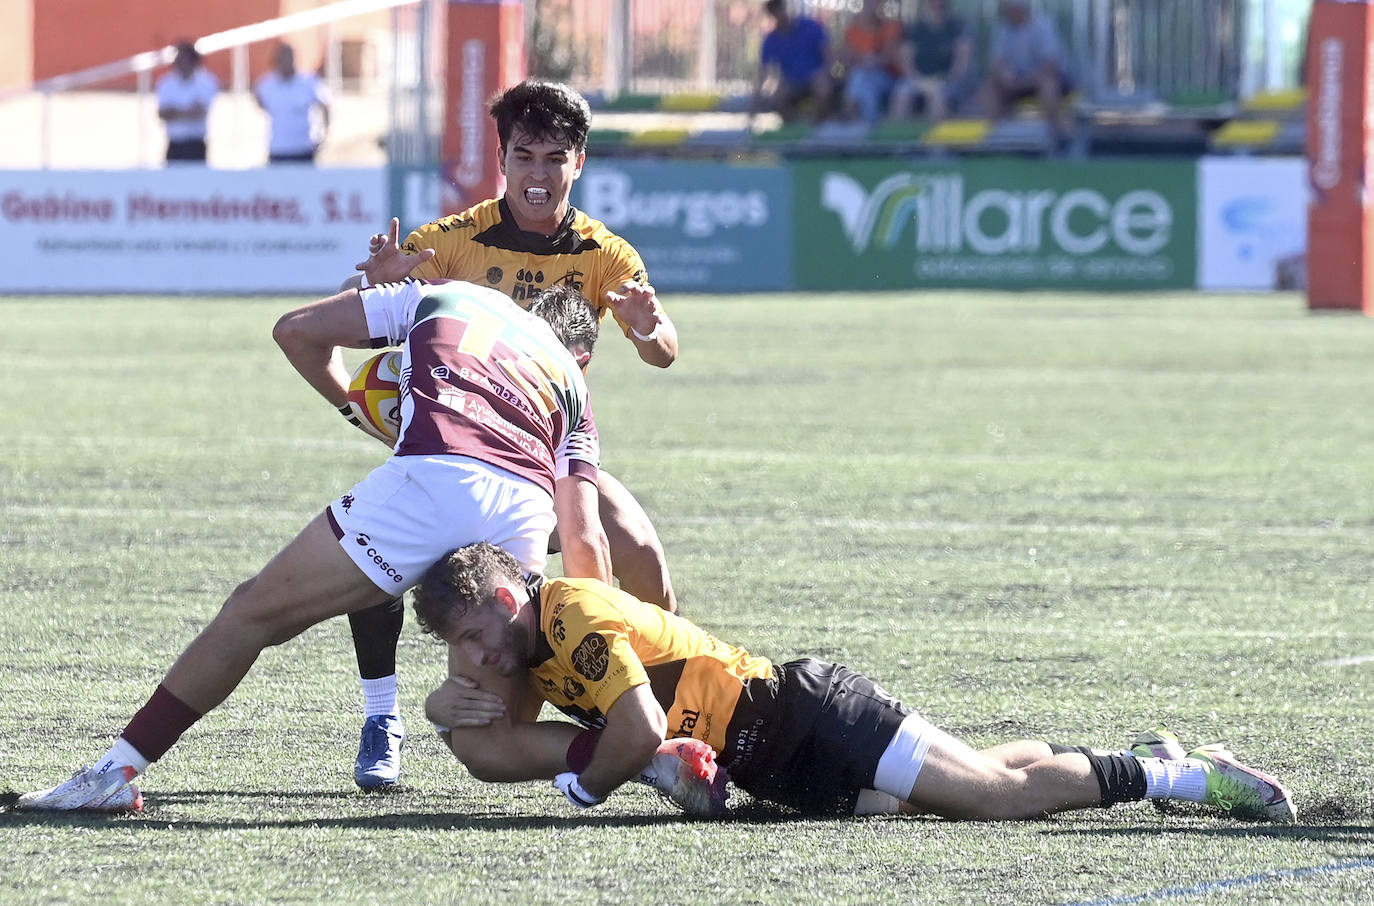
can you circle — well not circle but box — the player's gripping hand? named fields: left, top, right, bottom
left=355, top=217, right=436, bottom=285
left=424, top=675, right=506, bottom=730
left=553, top=773, right=605, bottom=809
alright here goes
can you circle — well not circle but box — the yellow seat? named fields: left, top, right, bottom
left=627, top=127, right=691, bottom=147
left=1243, top=88, right=1307, bottom=113
left=923, top=118, right=991, bottom=146
left=660, top=93, right=721, bottom=113
left=1210, top=119, right=1281, bottom=148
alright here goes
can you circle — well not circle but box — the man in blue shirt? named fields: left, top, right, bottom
left=749, top=0, right=834, bottom=126
left=977, top=0, right=1074, bottom=145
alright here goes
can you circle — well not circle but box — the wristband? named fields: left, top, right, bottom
left=337, top=402, right=363, bottom=429
left=553, top=772, right=605, bottom=809
left=631, top=320, right=661, bottom=342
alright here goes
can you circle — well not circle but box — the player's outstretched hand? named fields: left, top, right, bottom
left=355, top=217, right=436, bottom=285
left=424, top=675, right=506, bottom=729
left=605, top=281, right=662, bottom=340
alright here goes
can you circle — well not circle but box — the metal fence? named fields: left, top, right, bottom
left=526, top=0, right=1304, bottom=106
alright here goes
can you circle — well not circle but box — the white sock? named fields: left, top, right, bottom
left=94, top=737, right=151, bottom=776
left=1141, top=756, right=1208, bottom=802
left=361, top=674, right=399, bottom=718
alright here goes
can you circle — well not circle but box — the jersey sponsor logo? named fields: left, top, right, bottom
left=551, top=616, right=566, bottom=643
left=538, top=676, right=558, bottom=695
left=673, top=709, right=699, bottom=738
left=354, top=532, right=404, bottom=584
left=339, top=494, right=354, bottom=513
left=572, top=632, right=610, bottom=681
left=430, top=365, right=451, bottom=379
left=563, top=676, right=586, bottom=699
left=486, top=266, right=502, bottom=285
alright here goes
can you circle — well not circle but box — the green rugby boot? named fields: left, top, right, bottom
left=1187, top=744, right=1297, bottom=823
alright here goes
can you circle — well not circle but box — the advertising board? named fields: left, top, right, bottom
left=572, top=160, right=792, bottom=292
left=0, top=168, right=385, bottom=293
left=793, top=158, right=1197, bottom=291
left=1198, top=157, right=1307, bottom=291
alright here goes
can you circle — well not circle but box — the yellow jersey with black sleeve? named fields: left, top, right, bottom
left=527, top=576, right=776, bottom=767
left=400, top=197, right=648, bottom=339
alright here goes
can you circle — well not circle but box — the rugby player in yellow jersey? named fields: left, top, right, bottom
left=414, top=542, right=1297, bottom=823
left=339, top=79, right=680, bottom=791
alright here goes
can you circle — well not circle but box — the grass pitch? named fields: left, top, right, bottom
left=1, top=290, right=1371, bottom=905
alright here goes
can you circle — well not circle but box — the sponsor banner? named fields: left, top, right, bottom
left=1198, top=157, right=1308, bottom=290
left=572, top=160, right=792, bottom=292
left=0, top=168, right=386, bottom=293
left=793, top=158, right=1197, bottom=290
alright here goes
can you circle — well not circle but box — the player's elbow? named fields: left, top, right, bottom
left=271, top=311, right=304, bottom=355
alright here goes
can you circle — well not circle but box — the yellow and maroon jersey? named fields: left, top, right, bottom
left=527, top=577, right=777, bottom=766
left=401, top=197, right=648, bottom=339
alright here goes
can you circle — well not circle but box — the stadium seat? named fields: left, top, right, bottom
left=1243, top=88, right=1306, bottom=113
left=605, top=93, right=661, bottom=112
left=921, top=118, right=991, bottom=148
left=626, top=127, right=691, bottom=147
left=586, top=128, right=632, bottom=150
left=1209, top=119, right=1281, bottom=151
left=660, top=93, right=722, bottom=113
left=867, top=119, right=929, bottom=146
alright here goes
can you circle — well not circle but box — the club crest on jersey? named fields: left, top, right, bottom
left=486, top=266, right=502, bottom=284
left=563, top=676, right=586, bottom=699
left=430, top=365, right=451, bottom=380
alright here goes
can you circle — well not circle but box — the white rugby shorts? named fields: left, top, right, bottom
left=326, top=454, right=555, bottom=592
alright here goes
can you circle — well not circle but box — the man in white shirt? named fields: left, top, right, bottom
left=156, top=42, right=218, bottom=164
left=254, top=42, right=331, bottom=164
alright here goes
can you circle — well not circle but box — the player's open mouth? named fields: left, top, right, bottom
left=524, top=187, right=550, bottom=205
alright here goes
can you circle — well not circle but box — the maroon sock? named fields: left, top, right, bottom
left=120, top=684, right=204, bottom=764
left=565, top=729, right=602, bottom=772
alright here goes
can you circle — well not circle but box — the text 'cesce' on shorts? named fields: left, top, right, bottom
left=325, top=454, right=555, bottom=592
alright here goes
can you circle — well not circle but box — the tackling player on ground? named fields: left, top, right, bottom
left=418, top=542, right=1297, bottom=824
left=339, top=79, right=682, bottom=791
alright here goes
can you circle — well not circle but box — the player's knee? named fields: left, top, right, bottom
left=218, top=577, right=300, bottom=647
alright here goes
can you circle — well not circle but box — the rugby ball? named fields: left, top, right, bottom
left=346, top=350, right=403, bottom=443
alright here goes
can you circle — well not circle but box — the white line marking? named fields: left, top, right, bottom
left=1060, top=859, right=1374, bottom=906
left=1320, top=653, right=1374, bottom=668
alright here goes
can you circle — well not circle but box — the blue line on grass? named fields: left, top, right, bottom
left=1061, top=859, right=1374, bottom=906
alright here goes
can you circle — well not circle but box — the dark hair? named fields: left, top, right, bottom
left=412, top=542, right=522, bottom=640
left=488, top=79, right=592, bottom=154
left=528, top=285, right=599, bottom=359
left=173, top=41, right=201, bottom=66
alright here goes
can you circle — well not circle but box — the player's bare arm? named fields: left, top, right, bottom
left=607, top=281, right=678, bottom=368
left=272, top=288, right=374, bottom=406
left=553, top=474, right=612, bottom=583
left=352, top=216, right=436, bottom=288
left=574, top=683, right=668, bottom=800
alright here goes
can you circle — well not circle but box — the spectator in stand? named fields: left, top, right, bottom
left=977, top=0, right=1073, bottom=146
left=156, top=42, right=218, bottom=164
left=748, top=0, right=834, bottom=127
left=254, top=42, right=331, bottom=164
left=837, top=0, right=905, bottom=123
left=889, top=0, right=973, bottom=122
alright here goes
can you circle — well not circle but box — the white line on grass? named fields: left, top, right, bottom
left=1060, top=858, right=1374, bottom=906
left=1319, top=653, right=1374, bottom=668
